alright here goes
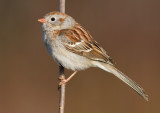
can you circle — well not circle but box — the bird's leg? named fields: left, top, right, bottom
left=59, top=71, right=78, bottom=86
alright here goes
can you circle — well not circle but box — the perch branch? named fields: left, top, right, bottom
left=60, top=0, right=65, bottom=13
left=58, top=1, right=66, bottom=113
left=58, top=65, right=65, bottom=113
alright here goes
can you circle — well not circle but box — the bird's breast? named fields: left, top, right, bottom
left=43, top=32, right=93, bottom=71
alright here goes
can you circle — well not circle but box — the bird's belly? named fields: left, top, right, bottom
left=52, top=47, right=93, bottom=71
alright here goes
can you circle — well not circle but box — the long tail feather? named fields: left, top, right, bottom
left=95, top=62, right=148, bottom=101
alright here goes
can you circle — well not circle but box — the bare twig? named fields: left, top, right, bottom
left=58, top=1, right=66, bottom=113
left=58, top=65, right=65, bottom=113
left=60, top=0, right=65, bottom=13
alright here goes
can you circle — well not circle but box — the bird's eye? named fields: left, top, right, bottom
left=51, top=17, right=55, bottom=21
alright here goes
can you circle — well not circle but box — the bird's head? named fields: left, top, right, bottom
left=38, top=11, right=76, bottom=31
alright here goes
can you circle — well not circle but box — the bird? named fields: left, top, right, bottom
left=38, top=11, right=148, bottom=101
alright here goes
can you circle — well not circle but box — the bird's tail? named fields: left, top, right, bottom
left=95, top=62, right=148, bottom=101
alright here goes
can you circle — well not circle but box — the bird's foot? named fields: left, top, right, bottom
left=58, top=76, right=67, bottom=90
left=58, top=71, right=78, bottom=90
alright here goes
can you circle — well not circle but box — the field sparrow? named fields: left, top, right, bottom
left=38, top=11, right=148, bottom=101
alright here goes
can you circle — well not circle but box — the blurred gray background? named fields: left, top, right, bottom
left=0, top=0, right=160, bottom=113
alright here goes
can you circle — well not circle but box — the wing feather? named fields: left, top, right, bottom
left=59, top=24, right=114, bottom=64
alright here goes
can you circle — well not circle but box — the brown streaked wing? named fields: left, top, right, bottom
left=59, top=25, right=114, bottom=64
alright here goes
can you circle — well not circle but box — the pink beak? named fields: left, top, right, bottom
left=38, top=18, right=46, bottom=23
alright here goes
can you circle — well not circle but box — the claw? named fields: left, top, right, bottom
left=58, top=76, right=66, bottom=90
left=57, top=71, right=78, bottom=90
left=59, top=79, right=67, bottom=86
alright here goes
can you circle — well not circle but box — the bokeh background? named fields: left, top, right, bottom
left=0, top=0, right=160, bottom=113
